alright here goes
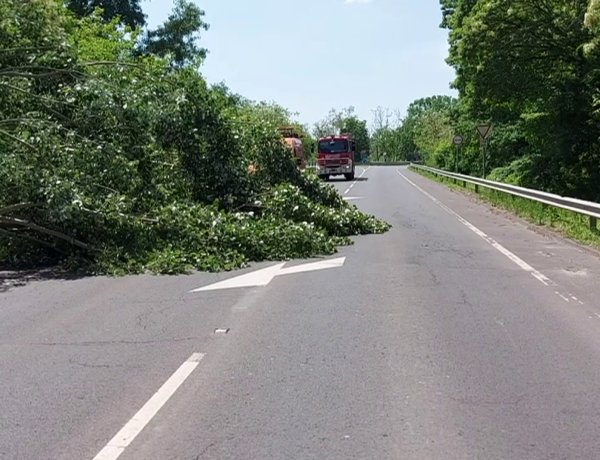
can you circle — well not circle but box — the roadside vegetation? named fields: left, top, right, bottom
left=0, top=0, right=389, bottom=275
left=373, top=1, right=600, bottom=205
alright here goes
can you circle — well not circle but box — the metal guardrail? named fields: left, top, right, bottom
left=411, top=164, right=600, bottom=231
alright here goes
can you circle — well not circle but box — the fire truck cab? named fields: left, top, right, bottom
left=315, top=134, right=356, bottom=181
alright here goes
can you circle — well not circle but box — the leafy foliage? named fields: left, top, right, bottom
left=263, top=181, right=390, bottom=237
left=0, top=0, right=390, bottom=274
left=340, top=116, right=370, bottom=161
left=370, top=97, right=456, bottom=164
left=65, top=0, right=145, bottom=28
left=139, top=0, right=209, bottom=68
left=434, top=0, right=600, bottom=200
left=237, top=101, right=316, bottom=162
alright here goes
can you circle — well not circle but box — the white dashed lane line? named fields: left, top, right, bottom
left=94, top=352, right=205, bottom=460
left=344, top=166, right=370, bottom=195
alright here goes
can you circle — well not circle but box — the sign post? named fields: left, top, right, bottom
left=476, top=124, right=493, bottom=177
left=452, top=135, right=463, bottom=172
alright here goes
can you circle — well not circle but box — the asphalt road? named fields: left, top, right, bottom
left=3, top=166, right=600, bottom=459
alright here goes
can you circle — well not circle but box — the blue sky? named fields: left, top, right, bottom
left=144, top=0, right=456, bottom=128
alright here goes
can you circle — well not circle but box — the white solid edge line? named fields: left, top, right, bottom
left=396, top=169, right=554, bottom=287
left=93, top=352, right=205, bottom=460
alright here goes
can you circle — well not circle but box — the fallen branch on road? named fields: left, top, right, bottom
left=0, top=216, right=95, bottom=252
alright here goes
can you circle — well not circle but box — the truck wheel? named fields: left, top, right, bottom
left=344, top=172, right=355, bottom=181
left=319, top=174, right=330, bottom=181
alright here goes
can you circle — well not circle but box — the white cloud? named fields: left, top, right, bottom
left=345, top=0, right=373, bottom=4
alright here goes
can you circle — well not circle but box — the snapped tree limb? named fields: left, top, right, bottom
left=0, top=216, right=95, bottom=252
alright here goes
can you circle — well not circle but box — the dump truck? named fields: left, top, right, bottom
left=278, top=127, right=306, bottom=170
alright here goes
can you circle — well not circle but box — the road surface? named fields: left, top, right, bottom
left=3, top=166, right=600, bottom=459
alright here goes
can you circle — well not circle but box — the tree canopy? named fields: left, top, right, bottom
left=65, top=0, right=146, bottom=28
left=139, top=0, right=209, bottom=67
left=434, top=0, right=600, bottom=199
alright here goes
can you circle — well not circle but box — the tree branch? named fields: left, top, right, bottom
left=0, top=84, right=73, bottom=124
left=0, top=82, right=68, bottom=105
left=0, top=228, right=66, bottom=255
left=80, top=206, right=159, bottom=223
left=80, top=61, right=144, bottom=69
left=0, top=129, right=38, bottom=151
left=0, top=203, right=34, bottom=214
left=0, top=216, right=95, bottom=252
left=0, top=46, right=58, bottom=53
left=0, top=69, right=86, bottom=79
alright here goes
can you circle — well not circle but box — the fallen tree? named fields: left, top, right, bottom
left=0, top=0, right=389, bottom=274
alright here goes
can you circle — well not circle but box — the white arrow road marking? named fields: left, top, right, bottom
left=190, top=257, right=346, bottom=292
left=278, top=257, right=345, bottom=276
left=190, top=263, right=285, bottom=292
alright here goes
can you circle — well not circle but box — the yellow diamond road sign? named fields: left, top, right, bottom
left=476, top=124, right=493, bottom=140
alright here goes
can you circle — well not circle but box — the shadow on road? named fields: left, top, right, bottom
left=0, top=267, right=88, bottom=293
left=327, top=177, right=369, bottom=183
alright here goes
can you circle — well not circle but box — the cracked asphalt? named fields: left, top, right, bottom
left=3, top=166, right=600, bottom=459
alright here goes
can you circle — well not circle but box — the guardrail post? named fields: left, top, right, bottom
left=591, top=216, right=598, bottom=233
left=475, top=184, right=479, bottom=193
left=541, top=203, right=548, bottom=224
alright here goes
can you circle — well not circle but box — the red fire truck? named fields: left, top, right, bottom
left=315, top=134, right=356, bottom=181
